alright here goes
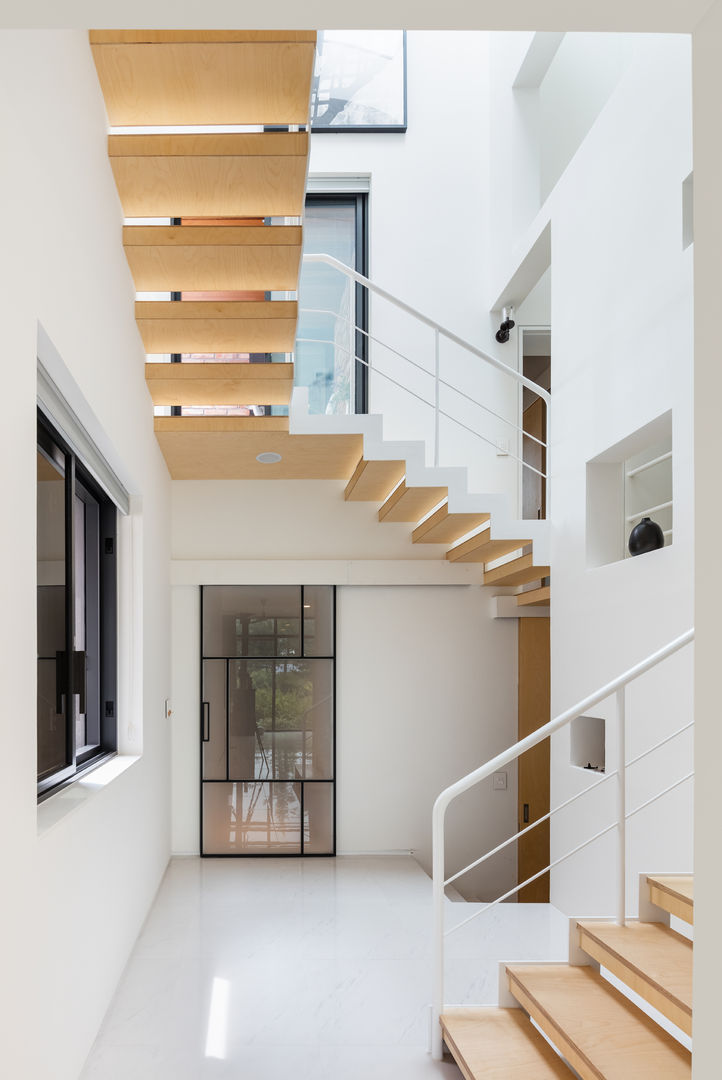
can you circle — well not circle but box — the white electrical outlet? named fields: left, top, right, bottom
left=492, top=771, right=507, bottom=791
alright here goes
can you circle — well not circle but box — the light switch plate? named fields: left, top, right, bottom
left=493, top=771, right=507, bottom=790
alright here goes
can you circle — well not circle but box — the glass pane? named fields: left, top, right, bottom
left=303, top=586, right=335, bottom=657
left=296, top=202, right=356, bottom=415
left=311, top=31, right=406, bottom=130
left=202, top=585, right=301, bottom=657
left=202, top=781, right=301, bottom=854
left=304, top=783, right=334, bottom=854
left=37, top=449, right=67, bottom=780
left=229, top=660, right=334, bottom=781
left=202, top=660, right=227, bottom=781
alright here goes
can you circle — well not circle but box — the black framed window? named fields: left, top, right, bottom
left=296, top=193, right=368, bottom=415
left=200, top=585, right=336, bottom=856
left=37, top=411, right=117, bottom=800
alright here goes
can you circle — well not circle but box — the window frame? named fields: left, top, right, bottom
left=37, top=410, right=118, bottom=802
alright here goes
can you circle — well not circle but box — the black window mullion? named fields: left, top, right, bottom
left=65, top=449, right=77, bottom=771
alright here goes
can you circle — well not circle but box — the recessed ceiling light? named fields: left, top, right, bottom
left=256, top=451, right=282, bottom=464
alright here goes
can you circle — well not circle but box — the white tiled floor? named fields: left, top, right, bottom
left=81, top=856, right=569, bottom=1079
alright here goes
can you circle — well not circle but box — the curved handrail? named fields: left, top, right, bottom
left=430, top=626, right=694, bottom=1060
left=302, top=253, right=551, bottom=405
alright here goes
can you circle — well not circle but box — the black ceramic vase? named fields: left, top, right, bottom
left=628, top=516, right=665, bottom=556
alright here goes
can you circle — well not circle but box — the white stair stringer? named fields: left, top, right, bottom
left=290, top=387, right=550, bottom=565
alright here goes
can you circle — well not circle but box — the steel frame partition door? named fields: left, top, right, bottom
left=200, top=584, right=336, bottom=856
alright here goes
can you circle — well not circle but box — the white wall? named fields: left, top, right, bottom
left=170, top=573, right=518, bottom=901
left=0, top=32, right=172, bottom=1079
left=498, top=35, right=694, bottom=915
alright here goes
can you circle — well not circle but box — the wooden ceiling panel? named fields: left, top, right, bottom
left=123, top=225, right=302, bottom=292
left=90, top=40, right=316, bottom=126
left=90, top=31, right=317, bottom=44
left=108, top=132, right=308, bottom=217
left=154, top=419, right=363, bottom=480
left=145, top=362, right=294, bottom=406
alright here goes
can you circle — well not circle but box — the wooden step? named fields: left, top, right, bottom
left=377, top=481, right=447, bottom=523
left=484, top=553, right=550, bottom=587
left=506, top=964, right=691, bottom=1079
left=647, top=875, right=694, bottom=926
left=144, top=362, right=294, bottom=406
left=108, top=131, right=309, bottom=218
left=412, top=503, right=490, bottom=544
left=154, top=418, right=362, bottom=480
left=135, top=300, right=298, bottom=354
left=90, top=32, right=316, bottom=126
left=577, top=920, right=692, bottom=1036
left=123, top=225, right=303, bottom=292
left=344, top=458, right=406, bottom=502
left=516, top=585, right=551, bottom=607
left=445, top=530, right=528, bottom=564
left=440, top=1008, right=569, bottom=1079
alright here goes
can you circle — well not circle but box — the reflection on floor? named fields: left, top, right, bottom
left=81, top=856, right=569, bottom=1079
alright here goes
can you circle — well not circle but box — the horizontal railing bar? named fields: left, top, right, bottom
left=443, top=769, right=619, bottom=887
left=625, top=771, right=693, bottom=820
left=626, top=451, right=672, bottom=478
left=433, top=629, right=693, bottom=822
left=303, top=254, right=551, bottom=405
left=625, top=500, right=673, bottom=522
left=299, top=314, right=547, bottom=449
left=626, top=720, right=694, bottom=769
left=444, top=820, right=618, bottom=939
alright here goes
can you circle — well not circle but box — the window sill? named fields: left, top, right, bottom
left=37, top=754, right=140, bottom=838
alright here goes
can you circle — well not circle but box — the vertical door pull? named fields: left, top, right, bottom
left=202, top=701, right=210, bottom=742
left=523, top=803, right=530, bottom=824
left=72, top=650, right=87, bottom=715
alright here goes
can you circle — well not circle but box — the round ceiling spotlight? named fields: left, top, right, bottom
left=256, top=451, right=282, bottom=464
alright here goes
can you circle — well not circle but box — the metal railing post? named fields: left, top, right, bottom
left=616, top=685, right=626, bottom=926
left=434, top=329, right=440, bottom=467
left=431, top=795, right=446, bottom=1060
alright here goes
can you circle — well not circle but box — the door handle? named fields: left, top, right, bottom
left=202, top=701, right=210, bottom=742
left=523, top=803, right=530, bottom=824
left=72, top=650, right=86, bottom=715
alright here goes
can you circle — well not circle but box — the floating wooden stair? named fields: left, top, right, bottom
left=446, top=530, right=529, bottom=565
left=576, top=920, right=693, bottom=1036
left=647, top=875, right=694, bottom=925
left=135, top=300, right=297, bottom=353
left=108, top=131, right=309, bottom=218
left=506, top=963, right=691, bottom=1078
left=144, top=362, right=294, bottom=407
left=377, top=481, right=448, bottom=523
left=154, top=417, right=362, bottom=480
left=344, top=458, right=406, bottom=502
left=484, top=553, right=550, bottom=588
left=123, top=225, right=303, bottom=292
left=440, top=1008, right=570, bottom=1079
left=89, top=30, right=316, bottom=126
left=412, top=504, right=490, bottom=545
left=516, top=585, right=550, bottom=607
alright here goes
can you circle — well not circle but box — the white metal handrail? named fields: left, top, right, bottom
left=302, top=253, right=551, bottom=472
left=431, top=627, right=694, bottom=1060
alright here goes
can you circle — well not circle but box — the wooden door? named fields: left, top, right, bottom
left=517, top=617, right=550, bottom=902
left=523, top=397, right=547, bottom=520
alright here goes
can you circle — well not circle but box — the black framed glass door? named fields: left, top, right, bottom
left=200, top=585, right=336, bottom=856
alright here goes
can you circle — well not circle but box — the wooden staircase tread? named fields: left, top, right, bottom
left=144, top=362, right=294, bottom=407
left=344, top=458, right=406, bottom=502
left=153, top=421, right=363, bottom=480
left=516, top=585, right=551, bottom=606
left=440, top=1008, right=569, bottom=1079
left=577, top=920, right=692, bottom=1033
left=506, top=964, right=691, bottom=1079
left=377, top=481, right=448, bottom=523
left=412, top=504, right=490, bottom=544
left=445, top=531, right=528, bottom=564
left=108, top=132, right=309, bottom=218
left=484, top=553, right=550, bottom=587
left=123, top=225, right=302, bottom=292
left=91, top=36, right=315, bottom=126
left=647, top=875, right=694, bottom=925
left=135, top=301, right=298, bottom=354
